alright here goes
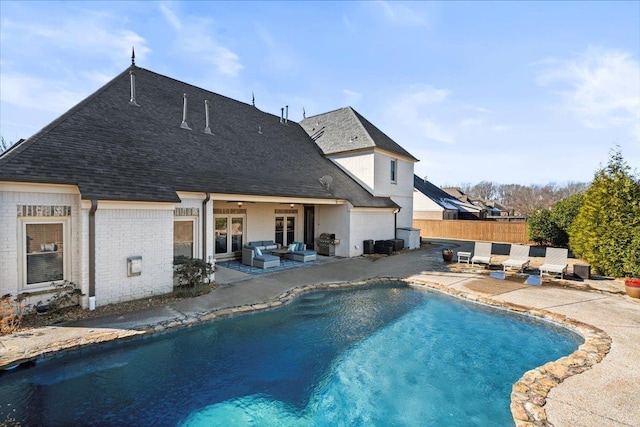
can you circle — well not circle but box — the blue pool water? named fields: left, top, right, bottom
left=0, top=283, right=581, bottom=426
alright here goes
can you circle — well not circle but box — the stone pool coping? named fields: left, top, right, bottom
left=0, top=277, right=611, bottom=427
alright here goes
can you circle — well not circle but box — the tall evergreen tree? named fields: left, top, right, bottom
left=569, top=148, right=640, bottom=276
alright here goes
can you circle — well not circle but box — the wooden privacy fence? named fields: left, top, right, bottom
left=413, top=219, right=531, bottom=244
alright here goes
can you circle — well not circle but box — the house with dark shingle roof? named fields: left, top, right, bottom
left=300, top=107, right=418, bottom=233
left=0, top=64, right=414, bottom=308
left=414, top=176, right=485, bottom=220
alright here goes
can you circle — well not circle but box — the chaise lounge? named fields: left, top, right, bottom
left=502, top=244, right=531, bottom=273
left=539, top=247, right=568, bottom=279
left=471, top=242, right=493, bottom=267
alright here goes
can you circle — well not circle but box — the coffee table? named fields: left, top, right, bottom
left=271, top=249, right=290, bottom=258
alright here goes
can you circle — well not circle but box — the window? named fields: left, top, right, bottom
left=390, top=159, right=397, bottom=183
left=174, top=219, right=195, bottom=259
left=21, top=220, right=68, bottom=287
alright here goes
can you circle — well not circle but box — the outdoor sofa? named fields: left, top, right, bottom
left=242, top=241, right=281, bottom=269
left=285, top=242, right=317, bottom=262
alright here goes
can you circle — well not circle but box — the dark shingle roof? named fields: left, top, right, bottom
left=0, top=66, right=397, bottom=208
left=299, top=107, right=418, bottom=161
left=414, top=175, right=462, bottom=210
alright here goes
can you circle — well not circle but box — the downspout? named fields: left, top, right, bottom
left=202, top=193, right=210, bottom=261
left=89, top=200, right=98, bottom=310
left=393, top=207, right=401, bottom=238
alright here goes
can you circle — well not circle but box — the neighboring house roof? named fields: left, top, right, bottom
left=442, top=187, right=472, bottom=203
left=299, top=107, right=418, bottom=161
left=414, top=176, right=459, bottom=210
left=0, top=66, right=397, bottom=209
left=414, top=176, right=484, bottom=214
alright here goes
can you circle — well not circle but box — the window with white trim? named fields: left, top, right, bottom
left=174, top=219, right=196, bottom=259
left=20, top=219, right=69, bottom=288
left=390, top=159, right=397, bottom=183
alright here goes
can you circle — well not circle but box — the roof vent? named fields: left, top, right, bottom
left=258, top=126, right=262, bottom=134
left=204, top=100, right=212, bottom=134
left=180, top=93, right=191, bottom=130
left=129, top=71, right=140, bottom=107
left=280, top=107, right=284, bottom=123
left=319, top=175, right=333, bottom=190
left=285, top=105, right=288, bottom=124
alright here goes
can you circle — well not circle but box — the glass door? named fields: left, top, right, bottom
left=215, top=217, right=228, bottom=254
left=275, top=215, right=296, bottom=247
left=215, top=215, right=245, bottom=255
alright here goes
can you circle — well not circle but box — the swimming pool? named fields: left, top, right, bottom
left=0, top=283, right=581, bottom=426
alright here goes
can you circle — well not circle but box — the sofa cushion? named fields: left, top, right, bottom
left=255, top=254, right=279, bottom=262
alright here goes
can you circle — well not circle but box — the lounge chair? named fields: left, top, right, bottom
left=539, top=247, right=568, bottom=279
left=471, top=242, right=492, bottom=267
left=502, top=244, right=531, bottom=273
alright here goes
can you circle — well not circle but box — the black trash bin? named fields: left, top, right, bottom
left=363, top=239, right=374, bottom=254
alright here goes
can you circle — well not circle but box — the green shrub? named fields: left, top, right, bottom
left=527, top=209, right=562, bottom=246
left=549, top=193, right=584, bottom=247
left=173, top=257, right=215, bottom=286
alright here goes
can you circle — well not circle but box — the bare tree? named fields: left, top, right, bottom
left=1, top=136, right=15, bottom=154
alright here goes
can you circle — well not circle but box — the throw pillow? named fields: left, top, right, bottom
left=288, top=243, right=297, bottom=252
left=296, top=242, right=304, bottom=251
left=255, top=247, right=262, bottom=256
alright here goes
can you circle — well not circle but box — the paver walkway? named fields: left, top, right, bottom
left=1, top=241, right=638, bottom=426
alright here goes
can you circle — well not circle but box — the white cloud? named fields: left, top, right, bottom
left=374, top=1, right=429, bottom=27
left=342, top=89, right=362, bottom=105
left=253, top=23, right=297, bottom=72
left=0, top=74, right=86, bottom=113
left=387, top=84, right=454, bottom=144
left=158, top=3, right=182, bottom=30
left=1, top=16, right=150, bottom=64
left=460, top=118, right=484, bottom=128
left=537, top=48, right=640, bottom=140
left=158, top=4, right=243, bottom=77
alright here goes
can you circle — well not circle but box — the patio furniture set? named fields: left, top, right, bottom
left=242, top=240, right=317, bottom=269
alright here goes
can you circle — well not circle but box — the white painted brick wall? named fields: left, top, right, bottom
left=0, top=190, right=82, bottom=301
left=94, top=208, right=173, bottom=306
left=350, top=210, right=395, bottom=257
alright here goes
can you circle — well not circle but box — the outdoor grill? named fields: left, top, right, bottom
left=317, top=233, right=340, bottom=256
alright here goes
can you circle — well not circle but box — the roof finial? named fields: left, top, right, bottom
left=252, top=92, right=255, bottom=107
left=131, top=47, right=136, bottom=66
left=303, top=107, right=306, bottom=119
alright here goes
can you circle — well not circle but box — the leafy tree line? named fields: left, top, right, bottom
left=528, top=148, right=639, bottom=277
left=450, top=180, right=588, bottom=216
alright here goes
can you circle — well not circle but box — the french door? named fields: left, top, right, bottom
left=214, top=215, right=244, bottom=255
left=275, top=215, right=296, bottom=247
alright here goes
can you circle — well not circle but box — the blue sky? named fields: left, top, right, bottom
left=1, top=1, right=638, bottom=186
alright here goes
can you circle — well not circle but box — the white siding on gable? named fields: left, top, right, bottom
left=413, top=190, right=445, bottom=212
left=413, top=190, right=446, bottom=220
left=94, top=208, right=173, bottom=306
left=330, top=152, right=375, bottom=193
